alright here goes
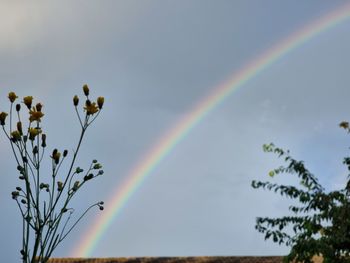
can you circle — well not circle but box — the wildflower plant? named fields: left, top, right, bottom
left=0, top=85, right=105, bottom=263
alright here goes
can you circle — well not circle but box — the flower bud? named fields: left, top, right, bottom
left=21, top=199, right=27, bottom=204
left=73, top=181, right=80, bottom=191
left=73, top=95, right=79, bottom=106
left=11, top=130, right=21, bottom=142
left=29, top=107, right=44, bottom=122
left=29, top=127, right=42, bottom=141
left=339, top=121, right=349, bottom=129
left=35, top=103, right=43, bottom=112
left=75, top=167, right=84, bottom=173
left=16, top=103, right=21, bottom=112
left=0, top=112, right=8, bottom=126
left=84, top=174, right=94, bottom=181
left=97, top=96, right=104, bottom=109
left=11, top=191, right=19, bottom=199
left=84, top=100, right=98, bottom=115
left=8, top=92, right=18, bottom=103
left=23, top=96, right=33, bottom=109
left=33, top=146, right=38, bottom=155
left=41, top=134, right=46, bottom=148
left=93, top=163, right=102, bottom=169
left=83, top=84, right=89, bottom=96
left=57, top=181, right=63, bottom=191
left=53, top=152, right=61, bottom=164
left=17, top=121, right=23, bottom=135
left=16, top=187, right=22, bottom=191
left=52, top=148, right=58, bottom=156
left=63, top=150, right=68, bottom=157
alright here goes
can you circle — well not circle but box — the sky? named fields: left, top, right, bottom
left=1, top=0, right=350, bottom=261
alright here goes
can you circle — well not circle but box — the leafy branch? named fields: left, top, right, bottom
left=252, top=135, right=350, bottom=263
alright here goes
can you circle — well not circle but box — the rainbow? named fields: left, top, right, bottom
left=72, top=3, right=350, bottom=257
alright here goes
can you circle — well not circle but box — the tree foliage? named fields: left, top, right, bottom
left=252, top=123, right=350, bottom=262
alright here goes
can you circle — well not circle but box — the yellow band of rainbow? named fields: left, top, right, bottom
left=72, top=3, right=350, bottom=257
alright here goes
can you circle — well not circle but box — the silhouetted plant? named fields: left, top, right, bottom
left=0, top=85, right=105, bottom=263
left=252, top=123, right=350, bottom=263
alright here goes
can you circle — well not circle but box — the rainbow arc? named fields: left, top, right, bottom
left=72, top=3, right=350, bottom=257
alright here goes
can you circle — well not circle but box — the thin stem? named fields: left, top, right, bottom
left=2, top=126, right=20, bottom=165
left=31, top=121, right=42, bottom=262
left=22, top=217, right=25, bottom=262
left=59, top=209, right=74, bottom=239
left=9, top=102, right=13, bottom=132
left=74, top=106, right=83, bottom=128
left=45, top=127, right=86, bottom=221
left=24, top=164, right=31, bottom=263
left=87, top=110, right=101, bottom=126
left=39, top=148, right=45, bottom=163
left=59, top=203, right=98, bottom=242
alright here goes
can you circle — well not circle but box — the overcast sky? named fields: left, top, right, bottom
left=1, top=1, right=350, bottom=261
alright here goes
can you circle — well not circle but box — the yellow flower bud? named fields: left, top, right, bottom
left=57, top=181, right=63, bottom=191
left=17, top=121, right=23, bottom=135
left=84, top=101, right=99, bottom=115
left=23, top=96, right=33, bottom=109
left=52, top=148, right=58, bottom=156
left=29, top=127, right=42, bottom=141
left=97, top=96, right=104, bottom=109
left=8, top=92, right=18, bottom=103
left=83, top=84, right=89, bottom=96
left=73, top=95, right=79, bottom=106
left=52, top=151, right=61, bottom=164
left=11, top=130, right=21, bottom=141
left=73, top=181, right=80, bottom=191
left=0, top=112, right=8, bottom=126
left=29, top=107, right=44, bottom=122
left=339, top=121, right=349, bottom=130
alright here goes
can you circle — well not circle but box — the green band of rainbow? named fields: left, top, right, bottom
left=72, top=3, right=350, bottom=257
